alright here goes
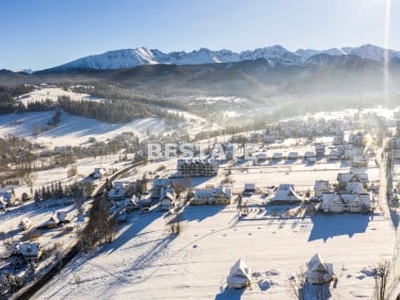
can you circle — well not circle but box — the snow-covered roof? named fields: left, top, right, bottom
left=337, top=172, right=369, bottom=184
left=270, top=184, right=302, bottom=202
left=315, top=180, right=330, bottom=191
left=227, top=258, right=252, bottom=286
left=306, top=253, right=334, bottom=283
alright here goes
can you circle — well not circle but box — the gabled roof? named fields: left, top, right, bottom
left=337, top=172, right=369, bottom=183
left=270, top=184, right=302, bottom=202
left=315, top=180, right=330, bottom=191
left=228, top=258, right=252, bottom=283
left=194, top=189, right=213, bottom=199
left=306, top=253, right=334, bottom=283
left=307, top=253, right=328, bottom=273
left=323, top=192, right=371, bottom=206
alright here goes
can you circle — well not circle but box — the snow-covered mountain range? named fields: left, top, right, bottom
left=52, top=44, right=400, bottom=71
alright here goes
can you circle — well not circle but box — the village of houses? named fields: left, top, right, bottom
left=1, top=107, right=400, bottom=299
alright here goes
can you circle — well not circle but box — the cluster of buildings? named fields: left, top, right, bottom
left=316, top=172, right=372, bottom=213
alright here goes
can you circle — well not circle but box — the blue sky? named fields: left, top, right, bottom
left=1, top=0, right=399, bottom=70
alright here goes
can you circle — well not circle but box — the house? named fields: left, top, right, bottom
left=314, top=180, right=330, bottom=199
left=348, top=132, right=365, bottom=146
left=271, top=152, right=283, bottom=160
left=159, top=189, right=176, bottom=211
left=332, top=134, right=344, bottom=145
left=151, top=178, right=171, bottom=200
left=18, top=218, right=33, bottom=231
left=39, top=211, right=71, bottom=229
left=346, top=182, right=366, bottom=193
left=56, top=211, right=71, bottom=223
left=321, top=192, right=371, bottom=213
left=227, top=258, right=252, bottom=288
left=192, top=189, right=214, bottom=205
left=243, top=183, right=256, bottom=196
left=192, top=185, right=232, bottom=205
left=304, top=151, right=316, bottom=162
left=126, top=196, right=140, bottom=212
left=93, top=167, right=107, bottom=179
left=256, top=152, right=268, bottom=161
left=107, top=181, right=127, bottom=201
left=337, top=172, right=369, bottom=190
left=351, top=154, right=368, bottom=167
left=213, top=186, right=232, bottom=204
left=42, top=215, right=60, bottom=229
left=343, top=146, right=363, bottom=160
left=269, top=184, right=302, bottom=204
left=327, top=148, right=342, bottom=160
left=315, top=143, right=326, bottom=156
left=11, top=242, right=43, bottom=260
left=306, top=253, right=335, bottom=284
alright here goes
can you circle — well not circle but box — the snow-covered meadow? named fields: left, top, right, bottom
left=31, top=202, right=395, bottom=300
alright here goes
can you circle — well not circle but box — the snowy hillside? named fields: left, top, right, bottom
left=50, top=44, right=400, bottom=71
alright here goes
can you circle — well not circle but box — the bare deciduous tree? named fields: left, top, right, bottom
left=373, top=259, right=390, bottom=300
left=289, top=267, right=306, bottom=300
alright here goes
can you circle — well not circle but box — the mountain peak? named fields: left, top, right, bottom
left=47, top=44, right=400, bottom=71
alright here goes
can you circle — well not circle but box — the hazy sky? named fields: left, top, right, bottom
left=1, top=0, right=399, bottom=70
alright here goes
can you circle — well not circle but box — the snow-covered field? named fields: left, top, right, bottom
left=31, top=203, right=394, bottom=300
left=0, top=110, right=167, bottom=147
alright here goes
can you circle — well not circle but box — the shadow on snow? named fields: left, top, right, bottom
left=215, top=286, right=245, bottom=300
left=308, top=213, right=372, bottom=242
left=181, top=204, right=227, bottom=222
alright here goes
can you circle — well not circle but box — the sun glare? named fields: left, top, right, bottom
left=384, top=0, right=392, bottom=104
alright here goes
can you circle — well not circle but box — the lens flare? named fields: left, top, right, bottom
left=384, top=0, right=392, bottom=104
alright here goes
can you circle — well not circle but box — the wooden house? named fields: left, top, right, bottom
left=269, top=184, right=302, bottom=204
left=159, top=189, right=176, bottom=211
left=306, top=253, right=335, bottom=284
left=322, top=192, right=371, bottom=213
left=192, top=190, right=213, bottom=205
left=337, top=172, right=369, bottom=190
left=314, top=180, right=330, bottom=199
left=213, top=186, right=232, bottom=204
left=227, top=258, right=252, bottom=288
